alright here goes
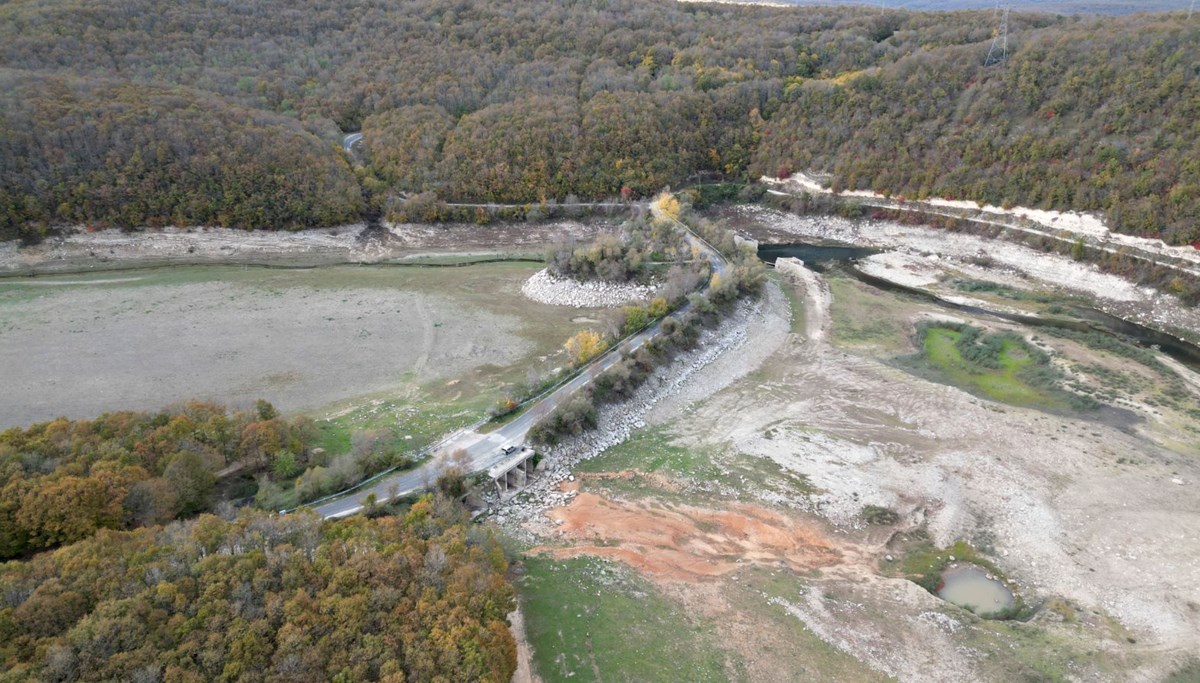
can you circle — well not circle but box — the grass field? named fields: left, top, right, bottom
left=773, top=269, right=809, bottom=335
left=519, top=556, right=731, bottom=682
left=313, top=389, right=495, bottom=457
left=827, top=275, right=922, bottom=353
left=922, top=327, right=1051, bottom=406
left=575, top=427, right=816, bottom=502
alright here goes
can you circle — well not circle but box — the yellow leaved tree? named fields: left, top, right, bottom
left=653, top=192, right=682, bottom=221
left=565, top=329, right=608, bottom=366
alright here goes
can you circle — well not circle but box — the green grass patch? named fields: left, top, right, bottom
left=519, top=556, right=731, bottom=682
left=956, top=614, right=1138, bottom=682
left=827, top=276, right=918, bottom=353
left=923, top=326, right=1048, bottom=406
left=721, top=567, right=893, bottom=682
left=316, top=390, right=493, bottom=457
left=772, top=270, right=808, bottom=335
left=577, top=428, right=815, bottom=502
left=576, top=428, right=721, bottom=479
left=896, top=535, right=1000, bottom=593
left=948, top=278, right=1057, bottom=304
left=914, top=321, right=1098, bottom=412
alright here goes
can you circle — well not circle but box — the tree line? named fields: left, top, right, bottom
left=531, top=197, right=766, bottom=444
left=0, top=71, right=363, bottom=244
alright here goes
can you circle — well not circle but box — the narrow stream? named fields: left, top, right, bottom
left=758, top=242, right=1200, bottom=372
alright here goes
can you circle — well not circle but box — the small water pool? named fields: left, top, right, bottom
left=756, top=242, right=879, bottom=265
left=936, top=564, right=1015, bottom=617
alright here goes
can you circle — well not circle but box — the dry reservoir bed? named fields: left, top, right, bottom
left=496, top=219, right=1200, bottom=681
left=0, top=263, right=592, bottom=428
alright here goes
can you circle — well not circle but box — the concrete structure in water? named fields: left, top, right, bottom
left=488, top=445, right=536, bottom=496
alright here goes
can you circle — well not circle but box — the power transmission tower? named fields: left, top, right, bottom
left=1189, top=0, right=1195, bottom=21
left=984, top=3, right=1011, bottom=67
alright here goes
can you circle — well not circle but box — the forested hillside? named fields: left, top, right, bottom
left=0, top=71, right=363, bottom=243
left=0, top=501, right=516, bottom=682
left=1, top=0, right=1197, bottom=243
left=754, top=15, right=1200, bottom=244
left=0, top=401, right=316, bottom=559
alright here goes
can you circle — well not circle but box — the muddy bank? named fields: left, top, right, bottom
left=0, top=220, right=618, bottom=277
left=537, top=491, right=843, bottom=580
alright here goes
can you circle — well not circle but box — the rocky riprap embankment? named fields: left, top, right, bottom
left=520, top=268, right=655, bottom=308
left=480, top=294, right=767, bottom=542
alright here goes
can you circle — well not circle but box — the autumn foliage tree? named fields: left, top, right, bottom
left=565, top=330, right=608, bottom=366
left=1, top=0, right=1196, bottom=242
left=0, top=401, right=316, bottom=558
left=0, top=502, right=517, bottom=681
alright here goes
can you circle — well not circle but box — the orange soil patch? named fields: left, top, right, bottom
left=534, top=492, right=844, bottom=581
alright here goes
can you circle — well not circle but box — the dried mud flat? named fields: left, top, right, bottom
left=506, top=240, right=1200, bottom=681
left=0, top=264, right=570, bottom=427
left=672, top=285, right=1200, bottom=680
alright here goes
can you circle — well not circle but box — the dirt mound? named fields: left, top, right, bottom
left=535, top=491, right=844, bottom=581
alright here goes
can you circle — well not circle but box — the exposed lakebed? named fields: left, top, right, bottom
left=0, top=262, right=591, bottom=427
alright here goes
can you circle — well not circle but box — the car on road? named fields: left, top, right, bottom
left=501, top=445, right=521, bottom=456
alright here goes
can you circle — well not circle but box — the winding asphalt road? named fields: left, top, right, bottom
left=309, top=187, right=725, bottom=519
left=342, top=132, right=364, bottom=154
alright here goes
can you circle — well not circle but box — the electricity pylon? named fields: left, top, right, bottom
left=984, top=3, right=1011, bottom=67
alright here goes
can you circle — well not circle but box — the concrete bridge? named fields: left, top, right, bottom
left=488, top=446, right=536, bottom=497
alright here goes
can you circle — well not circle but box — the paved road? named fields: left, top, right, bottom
left=309, top=202, right=725, bottom=519
left=342, top=132, right=364, bottom=154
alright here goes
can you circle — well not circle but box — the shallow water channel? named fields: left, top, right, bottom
left=936, top=564, right=1015, bottom=617
left=758, top=242, right=1200, bottom=372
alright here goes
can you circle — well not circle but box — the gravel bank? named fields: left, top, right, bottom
left=484, top=283, right=790, bottom=541
left=520, top=269, right=655, bottom=308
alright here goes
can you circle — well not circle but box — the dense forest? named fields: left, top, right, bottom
left=0, top=401, right=316, bottom=559
left=0, top=0, right=1197, bottom=242
left=0, top=500, right=516, bottom=682
left=0, top=71, right=363, bottom=241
